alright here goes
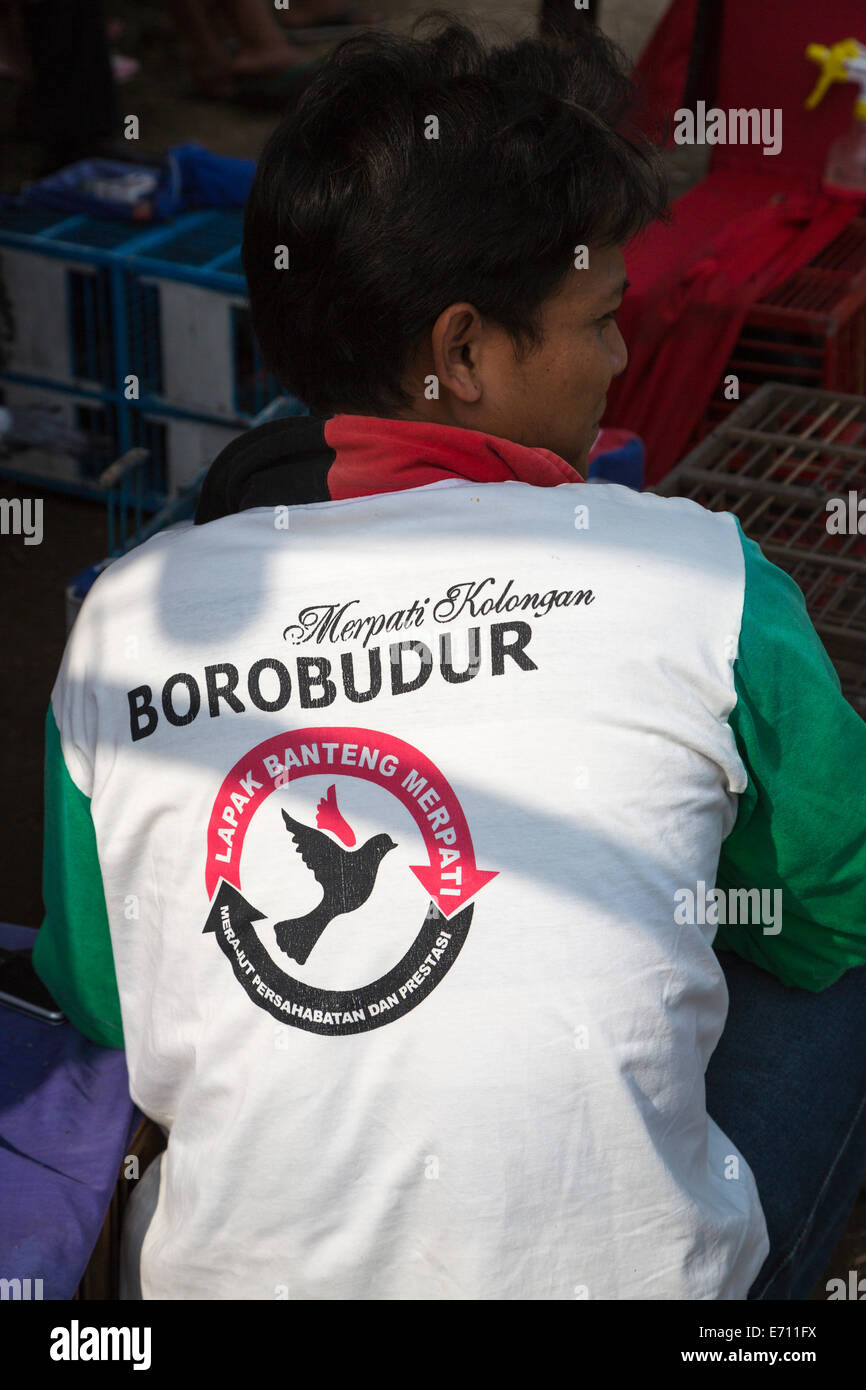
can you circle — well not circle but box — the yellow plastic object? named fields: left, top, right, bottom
left=805, top=38, right=863, bottom=108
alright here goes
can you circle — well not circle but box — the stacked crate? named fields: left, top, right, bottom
left=653, top=382, right=866, bottom=718
left=0, top=206, right=288, bottom=506
left=683, top=218, right=866, bottom=457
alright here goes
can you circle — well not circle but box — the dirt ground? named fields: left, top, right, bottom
left=0, top=0, right=863, bottom=1297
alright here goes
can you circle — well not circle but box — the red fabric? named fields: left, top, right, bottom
left=616, top=0, right=866, bottom=485
left=632, top=0, right=866, bottom=177
left=323, top=414, right=583, bottom=497
left=631, top=0, right=698, bottom=148
left=712, top=0, right=866, bottom=182
left=610, top=175, right=862, bottom=485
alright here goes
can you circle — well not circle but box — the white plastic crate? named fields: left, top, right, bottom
left=125, top=274, right=281, bottom=423
left=0, top=209, right=284, bottom=434
left=0, top=378, right=240, bottom=497
left=0, top=249, right=114, bottom=391
left=0, top=379, right=118, bottom=488
left=130, top=408, right=241, bottom=495
left=139, top=277, right=249, bottom=420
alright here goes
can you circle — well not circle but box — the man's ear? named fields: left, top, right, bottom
left=430, top=302, right=484, bottom=404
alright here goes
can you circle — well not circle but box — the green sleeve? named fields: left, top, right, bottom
left=32, top=704, right=125, bottom=1048
left=714, top=517, right=866, bottom=991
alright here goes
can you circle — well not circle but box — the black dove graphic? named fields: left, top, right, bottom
left=274, top=785, right=397, bottom=964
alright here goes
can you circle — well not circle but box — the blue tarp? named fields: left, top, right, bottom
left=13, top=144, right=256, bottom=222
left=0, top=924, right=139, bottom=1298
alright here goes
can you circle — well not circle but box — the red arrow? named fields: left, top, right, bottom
left=409, top=862, right=498, bottom=918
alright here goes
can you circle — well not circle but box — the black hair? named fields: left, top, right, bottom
left=243, top=13, right=670, bottom=416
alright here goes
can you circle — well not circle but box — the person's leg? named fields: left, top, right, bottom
left=221, top=0, right=308, bottom=75
left=119, top=1152, right=162, bottom=1300
left=165, top=0, right=235, bottom=95
left=706, top=949, right=866, bottom=1300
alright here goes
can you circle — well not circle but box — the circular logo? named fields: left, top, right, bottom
left=203, top=726, right=497, bottom=1034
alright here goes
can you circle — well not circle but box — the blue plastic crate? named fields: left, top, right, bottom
left=0, top=206, right=73, bottom=237
left=68, top=266, right=115, bottom=387
left=147, top=209, right=244, bottom=269
left=125, top=277, right=163, bottom=396
left=52, top=217, right=150, bottom=252
left=0, top=206, right=154, bottom=258
left=0, top=207, right=302, bottom=500
left=0, top=377, right=123, bottom=495
left=128, top=411, right=170, bottom=496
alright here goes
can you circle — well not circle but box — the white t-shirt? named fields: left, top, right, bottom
left=52, top=477, right=769, bottom=1299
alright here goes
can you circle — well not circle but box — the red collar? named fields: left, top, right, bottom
left=324, top=414, right=584, bottom=498
left=195, top=411, right=584, bottom=525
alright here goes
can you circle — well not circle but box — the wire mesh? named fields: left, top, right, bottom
left=653, top=382, right=866, bottom=716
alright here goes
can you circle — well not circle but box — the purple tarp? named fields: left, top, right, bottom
left=0, top=923, right=140, bottom=1299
